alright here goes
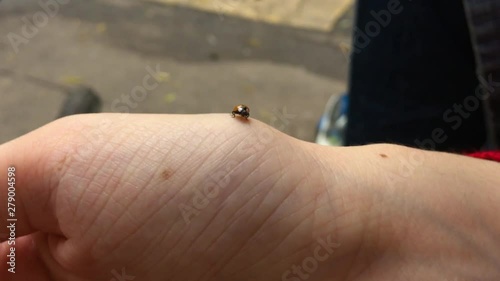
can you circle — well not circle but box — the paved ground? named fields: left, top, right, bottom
left=148, top=0, right=353, bottom=31
left=0, top=0, right=354, bottom=144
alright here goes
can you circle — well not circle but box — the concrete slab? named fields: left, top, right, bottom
left=145, top=0, right=353, bottom=31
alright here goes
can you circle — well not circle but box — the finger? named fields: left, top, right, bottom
left=0, top=118, right=72, bottom=241
left=0, top=234, right=53, bottom=281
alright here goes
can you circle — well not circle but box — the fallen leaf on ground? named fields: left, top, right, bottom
left=154, top=72, right=171, bottom=82
left=247, top=37, right=262, bottom=48
left=61, top=75, right=83, bottom=85
left=96, top=22, right=107, bottom=34
left=164, top=93, right=177, bottom=104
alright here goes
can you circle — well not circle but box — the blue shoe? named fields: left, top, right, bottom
left=315, top=93, right=349, bottom=146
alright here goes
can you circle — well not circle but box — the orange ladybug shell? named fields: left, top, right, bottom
left=231, top=104, right=250, bottom=118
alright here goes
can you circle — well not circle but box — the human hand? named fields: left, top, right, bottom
left=1, top=114, right=499, bottom=281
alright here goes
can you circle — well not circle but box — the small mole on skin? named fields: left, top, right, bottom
left=379, top=153, right=388, bottom=158
left=161, top=169, right=173, bottom=180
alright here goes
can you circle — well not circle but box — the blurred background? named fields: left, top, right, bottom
left=0, top=0, right=354, bottom=144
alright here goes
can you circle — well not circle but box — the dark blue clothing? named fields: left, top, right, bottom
left=346, top=0, right=499, bottom=151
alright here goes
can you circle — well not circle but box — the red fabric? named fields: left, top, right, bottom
left=467, top=151, right=500, bottom=162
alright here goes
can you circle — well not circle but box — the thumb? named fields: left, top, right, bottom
left=0, top=119, right=68, bottom=240
left=0, top=117, right=75, bottom=280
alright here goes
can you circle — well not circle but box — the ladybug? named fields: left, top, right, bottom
left=231, top=104, right=250, bottom=119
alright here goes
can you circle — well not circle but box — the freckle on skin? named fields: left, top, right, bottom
left=380, top=154, right=388, bottom=158
left=161, top=169, right=173, bottom=180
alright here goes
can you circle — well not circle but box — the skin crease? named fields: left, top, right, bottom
left=0, top=114, right=499, bottom=281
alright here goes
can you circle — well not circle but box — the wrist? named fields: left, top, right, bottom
left=310, top=143, right=500, bottom=276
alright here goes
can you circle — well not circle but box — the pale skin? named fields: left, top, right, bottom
left=0, top=114, right=499, bottom=281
